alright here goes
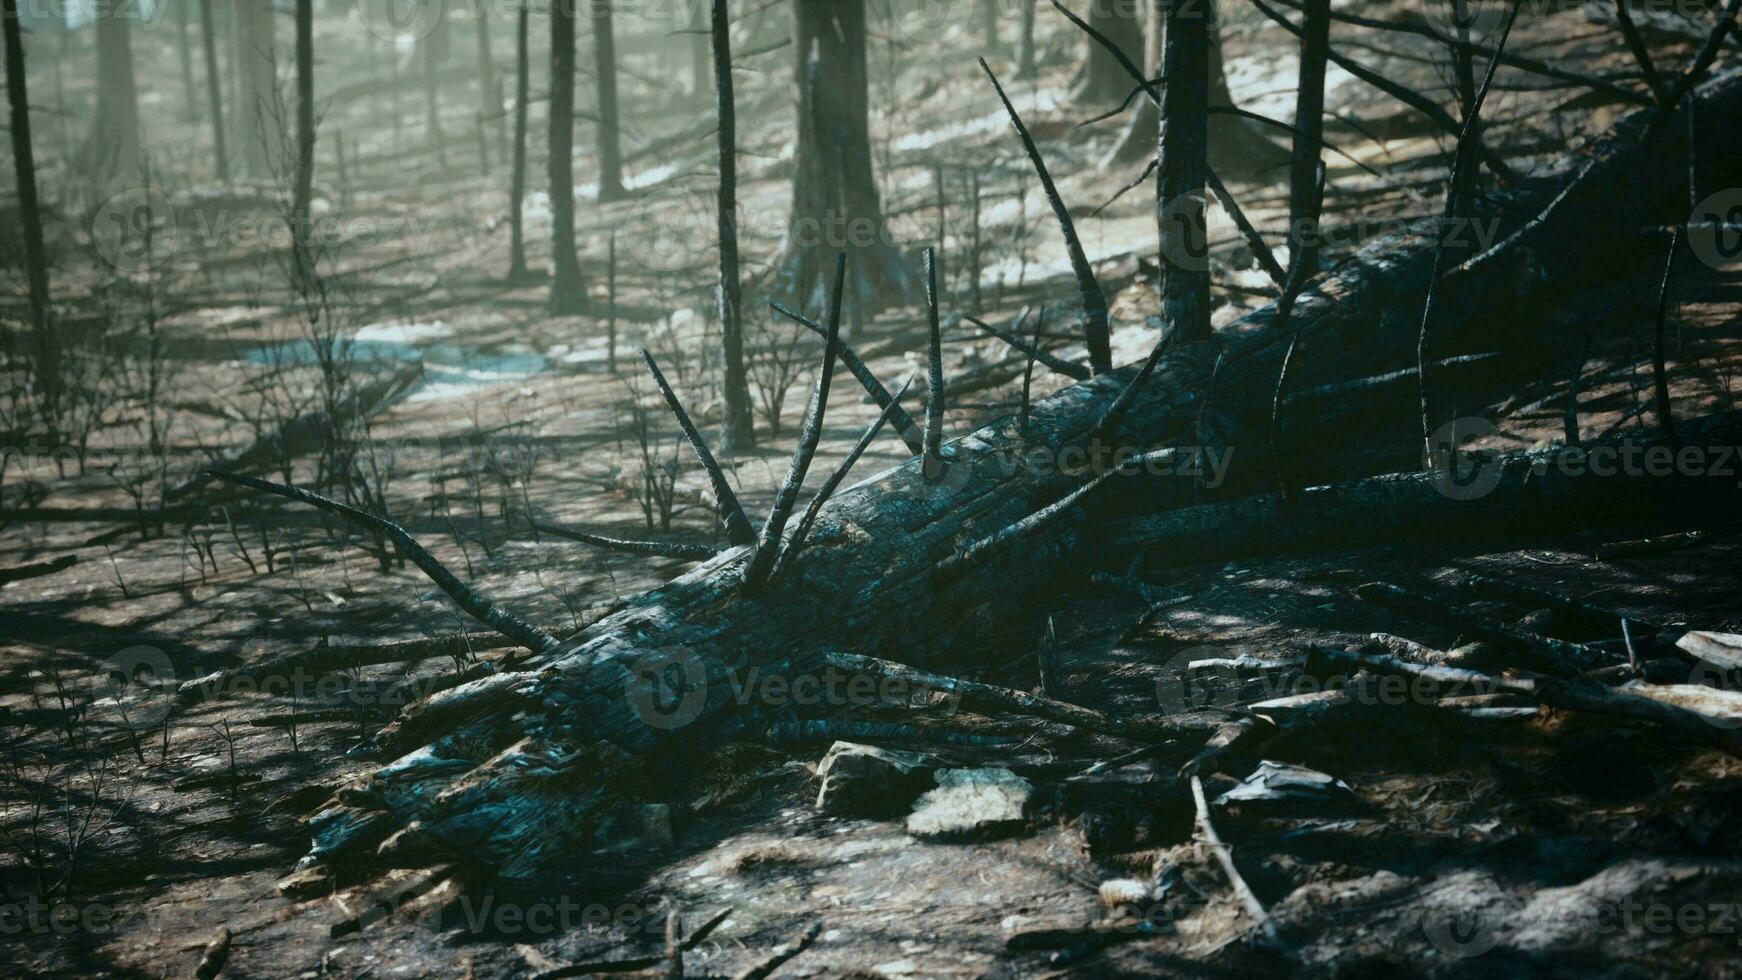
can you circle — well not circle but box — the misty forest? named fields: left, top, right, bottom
left=4, top=0, right=1742, bottom=975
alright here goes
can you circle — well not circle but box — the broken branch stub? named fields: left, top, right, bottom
left=770, top=299, right=926, bottom=456
left=640, top=349, right=757, bottom=546
left=741, top=254, right=845, bottom=593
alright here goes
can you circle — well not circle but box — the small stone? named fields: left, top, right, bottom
left=905, top=768, right=1033, bottom=840
left=815, top=742, right=939, bottom=817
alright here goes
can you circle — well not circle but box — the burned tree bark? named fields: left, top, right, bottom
left=1156, top=0, right=1211, bottom=344
left=711, top=0, right=753, bottom=450
left=507, top=4, right=530, bottom=280
left=781, top=0, right=912, bottom=311
left=291, top=0, right=315, bottom=283
left=283, top=69, right=1742, bottom=885
left=3, top=0, right=53, bottom=408
left=199, top=0, right=228, bottom=183
left=1286, top=0, right=1330, bottom=277
left=590, top=0, right=626, bottom=201
left=91, top=0, right=142, bottom=179
left=548, top=0, right=589, bottom=314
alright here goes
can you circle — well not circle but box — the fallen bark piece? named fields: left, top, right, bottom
left=193, top=926, right=231, bottom=980
left=1215, top=760, right=1354, bottom=808
left=1677, top=631, right=1742, bottom=672
left=1620, top=683, right=1742, bottom=727
left=907, top=768, right=1035, bottom=840
left=1596, top=529, right=1709, bottom=561
left=814, top=741, right=940, bottom=817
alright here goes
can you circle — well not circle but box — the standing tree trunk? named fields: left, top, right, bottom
left=1015, top=0, right=1038, bottom=77
left=713, top=0, right=753, bottom=450
left=507, top=4, right=530, bottom=280
left=1287, top=0, right=1331, bottom=277
left=590, top=0, right=625, bottom=201
left=979, top=0, right=999, bottom=53
left=175, top=0, right=197, bottom=121
left=688, top=0, right=709, bottom=102
left=782, top=0, right=911, bottom=312
left=548, top=0, right=588, bottom=314
left=1157, top=0, right=1210, bottom=344
left=291, top=0, right=315, bottom=285
left=3, top=0, right=54, bottom=407
left=421, top=5, right=449, bottom=168
left=475, top=3, right=495, bottom=170
left=92, top=0, right=142, bottom=179
left=232, top=0, right=276, bottom=177
left=199, top=0, right=229, bottom=183
left=1103, top=0, right=1288, bottom=176
left=1071, top=0, right=1142, bottom=104
left=1102, top=0, right=1162, bottom=168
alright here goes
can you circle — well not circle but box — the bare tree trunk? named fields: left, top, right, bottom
left=176, top=0, right=197, bottom=121
left=3, top=0, right=54, bottom=407
left=200, top=0, right=229, bottom=182
left=1071, top=0, right=1142, bottom=104
left=508, top=4, right=530, bottom=280
left=1449, top=0, right=1479, bottom=215
left=92, top=0, right=142, bottom=179
left=548, top=0, right=588, bottom=314
left=688, top=0, right=709, bottom=102
left=713, top=0, right=753, bottom=450
left=590, top=0, right=625, bottom=201
left=422, top=5, right=449, bottom=168
left=475, top=4, right=495, bottom=170
left=783, top=0, right=911, bottom=311
left=291, top=0, right=314, bottom=283
left=1104, top=0, right=1287, bottom=175
left=979, top=0, right=999, bottom=53
left=1157, top=0, right=1211, bottom=344
left=232, top=0, right=276, bottom=177
left=1287, top=0, right=1330, bottom=277
left=1015, top=0, right=1038, bottom=77
left=1103, top=0, right=1161, bottom=168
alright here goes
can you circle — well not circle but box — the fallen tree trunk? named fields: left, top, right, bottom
left=301, top=72, right=1742, bottom=884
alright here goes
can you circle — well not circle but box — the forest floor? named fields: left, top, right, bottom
left=4, top=2, right=1742, bottom=976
